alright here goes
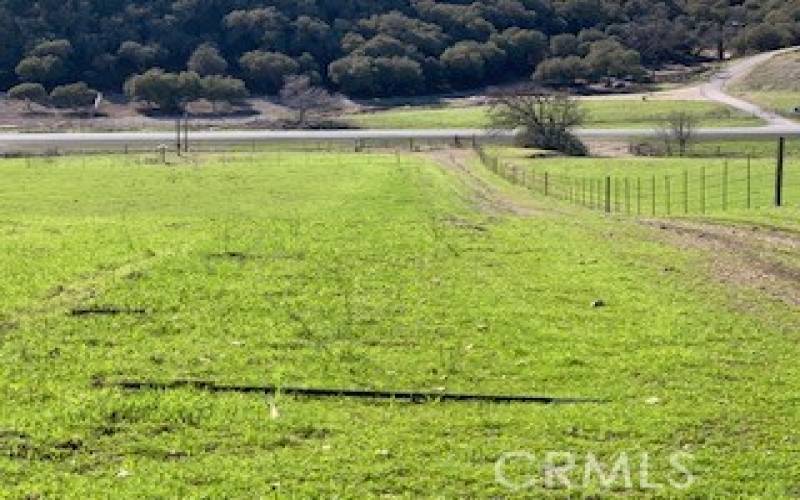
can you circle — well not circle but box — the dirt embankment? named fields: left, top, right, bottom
left=645, top=219, right=800, bottom=306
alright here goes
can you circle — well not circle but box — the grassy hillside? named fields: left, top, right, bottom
left=350, top=100, right=763, bottom=129
left=732, top=50, right=800, bottom=118
left=0, top=151, right=798, bottom=496
left=1, top=1, right=797, bottom=98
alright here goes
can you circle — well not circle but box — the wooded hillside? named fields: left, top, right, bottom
left=1, top=0, right=798, bottom=99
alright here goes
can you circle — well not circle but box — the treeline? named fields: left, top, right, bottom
left=2, top=0, right=799, bottom=103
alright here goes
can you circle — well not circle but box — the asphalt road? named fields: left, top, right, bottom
left=1, top=49, right=798, bottom=153
left=699, top=47, right=799, bottom=128
left=2, top=126, right=800, bottom=153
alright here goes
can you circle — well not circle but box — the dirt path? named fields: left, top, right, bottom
left=644, top=219, right=800, bottom=306
left=427, top=150, right=799, bottom=305
left=426, top=149, right=542, bottom=217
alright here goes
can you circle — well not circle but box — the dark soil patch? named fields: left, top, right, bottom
left=644, top=219, right=800, bottom=306
left=69, top=306, right=148, bottom=317
left=208, top=251, right=263, bottom=261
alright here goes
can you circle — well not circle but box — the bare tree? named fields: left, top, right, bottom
left=487, top=91, right=587, bottom=155
left=280, top=75, right=339, bottom=127
left=658, top=111, right=697, bottom=156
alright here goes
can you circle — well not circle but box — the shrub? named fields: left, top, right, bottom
left=8, top=83, right=48, bottom=110
left=50, top=82, right=98, bottom=110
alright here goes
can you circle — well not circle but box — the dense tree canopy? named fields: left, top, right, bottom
left=1, top=0, right=797, bottom=98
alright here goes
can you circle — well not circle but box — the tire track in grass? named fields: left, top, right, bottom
left=1, top=249, right=171, bottom=332
left=643, top=219, right=800, bottom=306
left=426, top=150, right=544, bottom=217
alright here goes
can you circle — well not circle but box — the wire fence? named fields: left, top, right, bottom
left=476, top=144, right=798, bottom=216
left=0, top=133, right=493, bottom=158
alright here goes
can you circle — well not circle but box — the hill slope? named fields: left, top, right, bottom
left=1, top=1, right=799, bottom=98
left=732, top=49, right=800, bottom=118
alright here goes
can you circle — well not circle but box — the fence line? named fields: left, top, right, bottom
left=475, top=146, right=796, bottom=217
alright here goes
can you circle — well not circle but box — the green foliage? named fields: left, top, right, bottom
left=0, top=1, right=797, bottom=96
left=534, top=56, right=589, bottom=86
left=49, top=82, right=98, bottom=110
left=329, top=55, right=425, bottom=97
left=199, top=75, right=249, bottom=109
left=187, top=44, right=229, bottom=76
left=15, top=56, right=64, bottom=85
left=239, top=51, right=299, bottom=94
left=30, top=40, right=73, bottom=59
left=7, top=83, right=48, bottom=109
left=124, top=69, right=201, bottom=112
left=117, top=42, right=161, bottom=71
left=549, top=33, right=580, bottom=57
left=584, top=39, right=645, bottom=81
left=440, top=41, right=506, bottom=88
left=124, top=68, right=248, bottom=112
left=489, top=93, right=588, bottom=155
left=491, top=28, right=548, bottom=73
left=732, top=24, right=792, bottom=54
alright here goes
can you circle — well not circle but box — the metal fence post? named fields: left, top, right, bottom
left=637, top=177, right=641, bottom=216
left=651, top=175, right=656, bottom=216
left=582, top=178, right=587, bottom=206
left=665, top=175, right=671, bottom=216
left=700, top=166, right=706, bottom=214
left=723, top=160, right=729, bottom=211
left=625, top=178, right=630, bottom=214
left=605, top=176, right=611, bottom=213
left=747, top=155, right=752, bottom=209
left=776, top=137, right=785, bottom=207
left=683, top=169, right=689, bottom=214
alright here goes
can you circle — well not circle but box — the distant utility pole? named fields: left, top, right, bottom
left=176, top=118, right=182, bottom=155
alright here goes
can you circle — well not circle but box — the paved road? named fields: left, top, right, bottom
left=699, top=47, right=799, bottom=128
left=1, top=49, right=799, bottom=153
left=2, top=125, right=800, bottom=153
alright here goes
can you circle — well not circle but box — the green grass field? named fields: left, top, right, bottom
left=686, top=138, right=800, bottom=158
left=487, top=147, right=800, bottom=216
left=1, top=152, right=799, bottom=496
left=734, top=91, right=800, bottom=118
left=349, top=100, right=763, bottom=129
